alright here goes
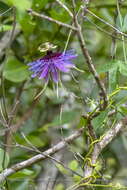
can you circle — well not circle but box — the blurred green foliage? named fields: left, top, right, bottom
left=0, top=0, right=127, bottom=189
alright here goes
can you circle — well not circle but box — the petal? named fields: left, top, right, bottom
left=29, top=64, right=42, bottom=71
left=65, top=49, right=76, bottom=55
left=51, top=65, right=59, bottom=82
left=54, top=61, right=70, bottom=72
left=63, top=54, right=77, bottom=60
left=31, top=73, right=37, bottom=78
left=27, top=59, right=45, bottom=71
left=28, top=59, right=41, bottom=66
left=63, top=61, right=75, bottom=68
left=62, top=50, right=78, bottom=60
left=27, top=61, right=36, bottom=66
left=29, top=64, right=46, bottom=73
left=39, top=64, right=49, bottom=79
left=44, top=73, right=50, bottom=83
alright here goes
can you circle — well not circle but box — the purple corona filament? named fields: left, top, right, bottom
left=27, top=49, right=77, bottom=83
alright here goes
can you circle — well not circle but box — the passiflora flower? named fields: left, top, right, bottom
left=28, top=43, right=77, bottom=83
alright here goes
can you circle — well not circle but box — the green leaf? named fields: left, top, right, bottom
left=109, top=68, right=118, bottom=93
left=52, top=111, right=78, bottom=126
left=49, top=9, right=70, bottom=22
left=56, top=164, right=69, bottom=175
left=7, top=0, right=31, bottom=11
left=122, top=135, right=127, bottom=151
left=115, top=91, right=127, bottom=107
left=92, top=110, right=108, bottom=129
left=0, top=24, right=12, bottom=32
left=55, top=184, right=64, bottom=190
left=15, top=133, right=46, bottom=148
left=119, top=106, right=127, bottom=115
left=18, top=13, right=35, bottom=35
left=0, top=148, right=10, bottom=171
left=122, top=14, right=127, bottom=32
left=116, top=14, right=123, bottom=31
left=6, top=0, right=32, bottom=36
left=77, top=117, right=88, bottom=128
left=6, top=0, right=34, bottom=35
left=68, top=160, right=78, bottom=171
left=9, top=169, right=34, bottom=179
left=97, top=60, right=118, bottom=73
left=118, top=62, right=127, bottom=76
left=26, top=135, right=45, bottom=147
left=32, top=0, right=50, bottom=10
left=3, top=57, right=29, bottom=82
left=8, top=179, right=30, bottom=190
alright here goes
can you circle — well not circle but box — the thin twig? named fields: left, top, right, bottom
left=20, top=131, right=83, bottom=178
left=8, top=7, right=17, bottom=48
left=27, top=9, right=78, bottom=31
left=85, top=16, right=127, bottom=42
left=88, top=4, right=127, bottom=9
left=56, top=0, right=73, bottom=17
left=72, top=1, right=108, bottom=109
left=37, top=153, right=63, bottom=190
left=0, top=118, right=124, bottom=183
left=0, top=28, right=20, bottom=58
left=0, top=7, right=13, bottom=17
left=85, top=8, right=127, bottom=38
left=1, top=75, right=9, bottom=123
left=0, top=128, right=84, bottom=183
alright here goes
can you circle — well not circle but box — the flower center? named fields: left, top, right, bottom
left=43, top=52, right=62, bottom=62
left=46, top=50, right=53, bottom=55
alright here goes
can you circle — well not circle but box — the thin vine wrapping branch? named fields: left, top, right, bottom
left=84, top=121, right=123, bottom=179
left=0, top=119, right=124, bottom=183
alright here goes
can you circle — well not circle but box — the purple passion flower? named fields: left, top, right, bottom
left=27, top=49, right=77, bottom=83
